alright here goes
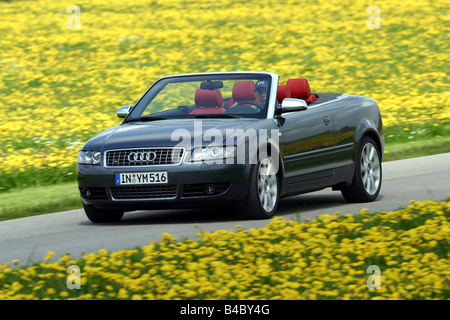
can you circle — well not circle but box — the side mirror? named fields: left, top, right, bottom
left=117, top=104, right=134, bottom=118
left=280, top=98, right=308, bottom=113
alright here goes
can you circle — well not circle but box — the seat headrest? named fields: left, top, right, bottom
left=232, top=81, right=256, bottom=101
left=277, top=85, right=291, bottom=103
left=195, top=89, right=224, bottom=107
left=286, top=78, right=311, bottom=100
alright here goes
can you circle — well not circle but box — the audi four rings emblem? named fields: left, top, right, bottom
left=128, top=151, right=157, bottom=162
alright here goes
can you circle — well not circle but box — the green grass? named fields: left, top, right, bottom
left=0, top=182, right=82, bottom=221
left=0, top=133, right=449, bottom=221
left=382, top=122, right=450, bottom=160
left=383, top=135, right=450, bottom=161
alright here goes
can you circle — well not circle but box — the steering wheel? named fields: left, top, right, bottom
left=234, top=100, right=262, bottom=111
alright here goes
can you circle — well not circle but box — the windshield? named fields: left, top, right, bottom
left=126, top=73, right=272, bottom=121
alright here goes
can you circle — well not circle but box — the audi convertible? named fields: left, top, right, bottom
left=77, top=72, right=384, bottom=222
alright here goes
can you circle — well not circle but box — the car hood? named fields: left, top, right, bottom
left=83, top=118, right=259, bottom=151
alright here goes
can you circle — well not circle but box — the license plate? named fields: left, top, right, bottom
left=115, top=172, right=168, bottom=185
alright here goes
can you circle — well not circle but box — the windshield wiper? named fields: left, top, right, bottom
left=124, top=116, right=168, bottom=123
left=188, top=114, right=241, bottom=119
left=125, top=114, right=241, bottom=123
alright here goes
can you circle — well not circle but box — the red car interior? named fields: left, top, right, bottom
left=190, top=89, right=226, bottom=114
left=190, top=78, right=318, bottom=114
left=286, top=78, right=318, bottom=102
left=227, top=80, right=259, bottom=108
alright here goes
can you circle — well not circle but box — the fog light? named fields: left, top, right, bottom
left=85, top=189, right=92, bottom=199
left=204, top=184, right=216, bottom=195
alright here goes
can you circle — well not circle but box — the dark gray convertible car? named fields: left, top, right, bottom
left=77, top=72, right=384, bottom=222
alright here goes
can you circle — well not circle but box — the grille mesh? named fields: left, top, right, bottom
left=105, top=148, right=184, bottom=167
left=110, top=185, right=177, bottom=200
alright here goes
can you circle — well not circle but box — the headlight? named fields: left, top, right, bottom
left=78, top=150, right=102, bottom=165
left=191, top=146, right=235, bottom=162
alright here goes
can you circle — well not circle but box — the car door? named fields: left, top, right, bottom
left=279, top=105, right=336, bottom=185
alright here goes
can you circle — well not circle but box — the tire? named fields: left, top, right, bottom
left=239, top=156, right=279, bottom=219
left=83, top=203, right=124, bottom=223
left=341, top=136, right=382, bottom=202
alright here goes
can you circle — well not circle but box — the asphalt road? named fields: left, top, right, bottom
left=1, top=153, right=449, bottom=267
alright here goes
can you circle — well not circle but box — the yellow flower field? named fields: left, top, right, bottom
left=0, top=0, right=449, bottom=179
left=0, top=199, right=448, bottom=299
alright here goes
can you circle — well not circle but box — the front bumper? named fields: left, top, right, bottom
left=77, top=161, right=252, bottom=211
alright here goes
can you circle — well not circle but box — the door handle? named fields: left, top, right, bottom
left=323, top=116, right=332, bottom=126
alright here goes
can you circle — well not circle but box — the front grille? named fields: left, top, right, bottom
left=110, top=185, right=177, bottom=200
left=105, top=148, right=184, bottom=167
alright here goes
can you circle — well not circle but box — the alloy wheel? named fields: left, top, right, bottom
left=257, top=158, right=278, bottom=212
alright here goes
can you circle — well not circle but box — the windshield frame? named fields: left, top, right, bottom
left=124, top=72, right=279, bottom=122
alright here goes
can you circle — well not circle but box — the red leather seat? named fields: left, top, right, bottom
left=286, top=78, right=318, bottom=103
left=277, top=85, right=291, bottom=104
left=190, top=89, right=225, bottom=114
left=228, top=81, right=259, bottom=108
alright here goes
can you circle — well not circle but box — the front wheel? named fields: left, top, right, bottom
left=83, top=203, right=124, bottom=223
left=341, top=136, right=382, bottom=202
left=239, top=156, right=279, bottom=219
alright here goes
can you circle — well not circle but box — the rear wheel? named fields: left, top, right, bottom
left=83, top=203, right=124, bottom=223
left=341, top=136, right=382, bottom=202
left=239, top=156, right=279, bottom=219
